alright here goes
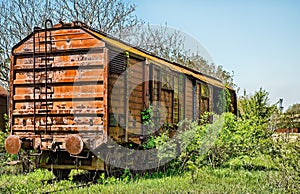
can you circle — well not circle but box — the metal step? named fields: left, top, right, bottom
left=40, top=138, right=54, bottom=142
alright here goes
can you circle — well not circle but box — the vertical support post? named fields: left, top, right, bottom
left=192, top=80, right=196, bottom=121
left=103, top=48, right=109, bottom=141
left=183, top=75, right=186, bottom=120
left=141, top=59, right=151, bottom=140
left=149, top=64, right=153, bottom=103
left=33, top=29, right=37, bottom=134
left=43, top=19, right=53, bottom=134
left=124, top=52, right=129, bottom=142
left=44, top=22, right=48, bottom=133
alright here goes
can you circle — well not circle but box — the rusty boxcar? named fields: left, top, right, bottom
left=5, top=20, right=237, bottom=178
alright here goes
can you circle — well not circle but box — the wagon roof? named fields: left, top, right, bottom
left=11, top=21, right=232, bottom=90
left=82, top=26, right=227, bottom=89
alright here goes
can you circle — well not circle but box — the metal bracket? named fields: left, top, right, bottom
left=70, top=151, right=90, bottom=159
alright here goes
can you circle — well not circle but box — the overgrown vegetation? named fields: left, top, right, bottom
left=141, top=88, right=300, bottom=192
left=0, top=168, right=287, bottom=193
left=1, top=88, right=299, bottom=193
left=275, top=102, right=300, bottom=130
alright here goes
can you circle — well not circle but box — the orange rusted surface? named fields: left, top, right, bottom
left=14, top=30, right=104, bottom=55
left=65, top=134, right=84, bottom=155
left=5, top=135, right=21, bottom=154
left=7, top=21, right=237, bottom=172
left=9, top=25, right=108, bottom=152
left=275, top=128, right=298, bottom=133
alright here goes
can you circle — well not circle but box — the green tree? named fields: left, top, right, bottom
left=238, top=88, right=277, bottom=124
left=286, top=103, right=300, bottom=114
left=0, top=0, right=235, bottom=89
left=0, top=0, right=140, bottom=89
left=277, top=103, right=300, bottom=130
left=128, top=24, right=235, bottom=87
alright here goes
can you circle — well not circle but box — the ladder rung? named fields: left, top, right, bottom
left=39, top=85, right=53, bottom=89
left=40, top=123, right=53, bottom=126
left=39, top=41, right=53, bottom=44
left=41, top=102, right=53, bottom=106
left=41, top=57, right=54, bottom=61
left=39, top=64, right=53, bottom=68
left=38, top=110, right=51, bottom=113
left=40, top=91, right=54, bottom=94
left=39, top=77, right=52, bottom=82
left=40, top=138, right=53, bottom=142
left=35, top=86, right=53, bottom=90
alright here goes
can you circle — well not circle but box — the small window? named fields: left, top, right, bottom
left=200, top=84, right=210, bottom=115
left=162, top=73, right=173, bottom=90
left=195, top=82, right=211, bottom=119
left=201, top=84, right=209, bottom=98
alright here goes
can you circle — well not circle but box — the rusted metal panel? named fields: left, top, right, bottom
left=10, top=27, right=108, bottom=152
left=14, top=53, right=104, bottom=70
left=14, top=68, right=105, bottom=84
left=13, top=29, right=105, bottom=55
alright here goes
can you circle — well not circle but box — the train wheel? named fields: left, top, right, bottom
left=52, top=169, right=71, bottom=180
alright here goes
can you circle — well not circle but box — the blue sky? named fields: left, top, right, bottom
left=131, top=0, right=300, bottom=110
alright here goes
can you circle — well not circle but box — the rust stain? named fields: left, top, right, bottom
left=65, top=134, right=83, bottom=155
left=9, top=27, right=107, bottom=154
left=5, top=135, right=21, bottom=154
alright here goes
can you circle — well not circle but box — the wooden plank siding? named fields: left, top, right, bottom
left=107, top=52, right=145, bottom=144
left=185, top=78, right=194, bottom=120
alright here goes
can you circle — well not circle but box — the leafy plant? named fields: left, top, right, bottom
left=217, top=87, right=232, bottom=114
left=141, top=106, right=154, bottom=126
left=238, top=88, right=277, bottom=124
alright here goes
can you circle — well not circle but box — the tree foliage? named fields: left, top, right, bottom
left=276, top=103, right=300, bottom=130
left=0, top=0, right=140, bottom=88
left=55, top=0, right=140, bottom=39
left=127, top=24, right=235, bottom=87
left=238, top=88, right=277, bottom=124
left=286, top=103, right=300, bottom=114
left=0, top=0, right=235, bottom=89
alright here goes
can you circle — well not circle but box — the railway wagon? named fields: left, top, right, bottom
left=5, top=20, right=237, bottom=178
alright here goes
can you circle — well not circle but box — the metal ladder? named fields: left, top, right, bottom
left=33, top=19, right=54, bottom=134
